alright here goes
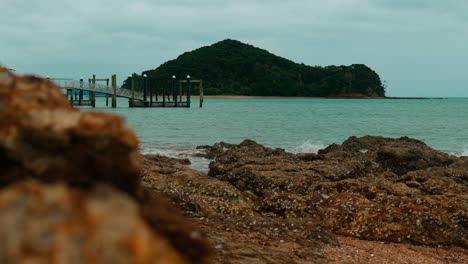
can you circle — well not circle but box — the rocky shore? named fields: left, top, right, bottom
left=141, top=137, right=467, bottom=263
left=0, top=68, right=466, bottom=263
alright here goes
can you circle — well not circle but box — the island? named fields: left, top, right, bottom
left=124, top=39, right=386, bottom=98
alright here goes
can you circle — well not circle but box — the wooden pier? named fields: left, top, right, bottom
left=51, top=74, right=204, bottom=108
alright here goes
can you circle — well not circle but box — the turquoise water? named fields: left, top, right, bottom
left=85, top=97, right=468, bottom=169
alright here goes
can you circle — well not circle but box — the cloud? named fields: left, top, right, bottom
left=1, top=0, right=467, bottom=96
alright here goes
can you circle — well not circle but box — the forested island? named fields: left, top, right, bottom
left=125, top=39, right=386, bottom=97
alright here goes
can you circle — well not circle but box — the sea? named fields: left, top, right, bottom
left=84, top=97, right=468, bottom=172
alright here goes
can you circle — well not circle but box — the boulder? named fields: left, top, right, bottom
left=140, top=154, right=340, bottom=263
left=0, top=68, right=140, bottom=195
left=0, top=180, right=186, bottom=264
left=0, top=68, right=213, bottom=263
left=205, top=138, right=467, bottom=247
left=320, top=136, right=456, bottom=175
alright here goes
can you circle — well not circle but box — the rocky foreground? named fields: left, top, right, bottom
left=0, top=68, right=211, bottom=264
left=140, top=137, right=467, bottom=263
left=0, top=68, right=466, bottom=263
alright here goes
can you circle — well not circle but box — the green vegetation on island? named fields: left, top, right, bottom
left=124, top=39, right=385, bottom=97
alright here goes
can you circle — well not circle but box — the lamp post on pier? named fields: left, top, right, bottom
left=186, top=75, right=191, bottom=108
left=129, top=74, right=134, bottom=107
left=143, top=74, right=148, bottom=102
left=79, top=77, right=83, bottom=101
left=173, top=75, right=178, bottom=107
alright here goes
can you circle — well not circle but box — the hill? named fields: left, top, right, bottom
left=124, top=39, right=385, bottom=97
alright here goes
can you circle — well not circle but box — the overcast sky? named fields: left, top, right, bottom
left=2, top=0, right=467, bottom=97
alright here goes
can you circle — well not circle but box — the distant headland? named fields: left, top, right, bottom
left=125, top=39, right=386, bottom=98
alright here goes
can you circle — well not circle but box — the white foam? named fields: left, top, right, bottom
left=139, top=145, right=211, bottom=173
left=289, top=141, right=327, bottom=154
left=461, top=147, right=468, bottom=157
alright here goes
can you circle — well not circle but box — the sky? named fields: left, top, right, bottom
left=1, top=0, right=467, bottom=97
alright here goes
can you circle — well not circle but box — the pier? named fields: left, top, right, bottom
left=51, top=74, right=204, bottom=108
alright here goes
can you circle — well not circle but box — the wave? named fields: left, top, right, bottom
left=460, top=146, right=468, bottom=157
left=444, top=145, right=468, bottom=157
left=288, top=141, right=327, bottom=154
left=139, top=145, right=211, bottom=172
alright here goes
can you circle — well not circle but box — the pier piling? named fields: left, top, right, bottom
left=149, top=79, right=153, bottom=107
left=143, top=74, right=148, bottom=102
left=129, top=75, right=134, bottom=107
left=91, top=75, right=96, bottom=107
left=200, top=80, right=204, bottom=108
left=162, top=84, right=166, bottom=107
left=173, top=75, right=178, bottom=107
left=112, top=74, right=117, bottom=108
left=79, top=77, right=83, bottom=100
left=186, top=75, right=191, bottom=108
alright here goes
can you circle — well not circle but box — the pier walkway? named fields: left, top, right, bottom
left=51, top=74, right=204, bottom=108
left=56, top=79, right=144, bottom=100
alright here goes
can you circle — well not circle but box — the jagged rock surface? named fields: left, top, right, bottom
left=206, top=137, right=467, bottom=247
left=139, top=154, right=340, bottom=264
left=0, top=180, right=185, bottom=264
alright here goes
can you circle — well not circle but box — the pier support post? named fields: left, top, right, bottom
left=91, top=75, right=96, bottom=107
left=131, top=74, right=135, bottom=107
left=127, top=75, right=133, bottom=107
left=172, top=75, right=176, bottom=102
left=79, top=77, right=83, bottom=101
left=162, top=84, right=166, bottom=107
left=186, top=75, right=191, bottom=108
left=105, top=78, right=109, bottom=106
left=111, top=74, right=117, bottom=108
left=179, top=82, right=182, bottom=102
left=143, top=74, right=148, bottom=103
left=149, top=78, right=153, bottom=107
left=173, top=75, right=178, bottom=107
left=200, top=80, right=204, bottom=108
left=70, top=89, right=74, bottom=104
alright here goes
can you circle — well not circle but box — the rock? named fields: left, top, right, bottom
left=138, top=188, right=214, bottom=264
left=319, top=136, right=389, bottom=154
left=205, top=138, right=467, bottom=247
left=0, top=180, right=186, bottom=264
left=140, top=154, right=340, bottom=263
left=140, top=154, right=260, bottom=217
left=0, top=68, right=213, bottom=263
left=0, top=68, right=140, bottom=196
left=451, top=156, right=468, bottom=169
left=311, top=169, right=468, bottom=247
left=319, top=136, right=456, bottom=175
left=371, top=137, right=455, bottom=175
left=195, top=142, right=236, bottom=159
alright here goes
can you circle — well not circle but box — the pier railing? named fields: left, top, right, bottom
left=53, top=79, right=144, bottom=100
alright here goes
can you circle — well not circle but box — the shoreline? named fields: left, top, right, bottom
left=182, top=95, right=445, bottom=99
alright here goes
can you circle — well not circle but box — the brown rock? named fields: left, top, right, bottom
left=320, top=136, right=456, bottom=175
left=205, top=138, right=467, bottom=247
left=0, top=68, right=140, bottom=196
left=0, top=180, right=186, bottom=264
left=195, top=142, right=236, bottom=159
left=371, top=137, right=455, bottom=175
left=140, top=154, right=340, bottom=263
left=0, top=68, right=213, bottom=263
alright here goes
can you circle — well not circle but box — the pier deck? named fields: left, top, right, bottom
left=52, top=74, right=203, bottom=108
